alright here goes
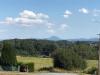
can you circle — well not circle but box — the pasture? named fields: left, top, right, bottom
left=17, top=56, right=98, bottom=71
left=0, top=57, right=97, bottom=75
left=17, top=56, right=54, bottom=71
left=86, top=60, right=98, bottom=70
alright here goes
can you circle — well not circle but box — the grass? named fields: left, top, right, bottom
left=0, top=58, right=98, bottom=75
left=17, top=56, right=98, bottom=72
left=81, top=60, right=98, bottom=75
left=86, top=60, right=98, bottom=70
left=0, top=71, right=35, bottom=75
left=17, top=56, right=54, bottom=71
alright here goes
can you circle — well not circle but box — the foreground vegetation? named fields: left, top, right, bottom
left=0, top=39, right=98, bottom=74
left=17, top=56, right=98, bottom=72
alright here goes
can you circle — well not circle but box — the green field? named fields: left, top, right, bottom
left=17, top=56, right=98, bottom=73
left=0, top=56, right=97, bottom=75
left=17, top=56, right=54, bottom=71
left=86, top=60, right=98, bottom=70
left=81, top=60, right=98, bottom=75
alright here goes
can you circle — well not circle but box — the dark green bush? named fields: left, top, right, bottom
left=17, top=62, right=23, bottom=66
left=16, top=62, right=34, bottom=72
left=38, top=67, right=53, bottom=72
left=52, top=48, right=87, bottom=70
left=84, top=67, right=97, bottom=74
left=26, top=63, right=34, bottom=72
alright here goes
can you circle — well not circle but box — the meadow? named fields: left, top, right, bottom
left=17, top=56, right=98, bottom=72
left=17, top=56, right=54, bottom=71
left=0, top=57, right=98, bottom=75
left=86, top=60, right=98, bottom=69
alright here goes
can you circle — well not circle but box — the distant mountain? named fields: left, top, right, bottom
left=68, top=38, right=98, bottom=41
left=47, top=36, right=61, bottom=41
left=87, top=38, right=98, bottom=41
left=47, top=36, right=99, bottom=41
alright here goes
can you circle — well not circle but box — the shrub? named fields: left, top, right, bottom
left=17, top=62, right=23, bottom=66
left=19, top=64, right=27, bottom=72
left=38, top=67, right=53, bottom=72
left=83, top=67, right=97, bottom=74
left=16, top=62, right=34, bottom=72
left=26, top=63, right=34, bottom=72
left=52, top=48, right=87, bottom=70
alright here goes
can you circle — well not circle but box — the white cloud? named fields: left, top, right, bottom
left=0, top=10, right=49, bottom=27
left=47, top=23, right=69, bottom=34
left=0, top=17, right=14, bottom=25
left=64, top=10, right=72, bottom=18
left=57, top=24, right=69, bottom=33
left=14, top=17, right=46, bottom=27
left=0, top=10, right=70, bottom=35
left=20, top=10, right=36, bottom=18
left=79, top=8, right=89, bottom=14
left=60, top=24, right=69, bottom=30
left=93, top=9, right=100, bottom=17
left=91, top=9, right=100, bottom=24
left=37, top=13, right=49, bottom=19
left=20, top=10, right=49, bottom=19
left=47, top=29, right=55, bottom=34
left=46, top=23, right=54, bottom=29
left=46, top=23, right=56, bottom=34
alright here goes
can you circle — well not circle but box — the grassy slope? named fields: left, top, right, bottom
left=17, top=56, right=53, bottom=71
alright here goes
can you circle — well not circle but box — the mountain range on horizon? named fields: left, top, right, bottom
left=0, top=36, right=99, bottom=42
left=46, top=36, right=61, bottom=41
left=47, top=36, right=99, bottom=41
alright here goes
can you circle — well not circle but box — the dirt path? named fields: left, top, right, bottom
left=0, top=71, right=78, bottom=75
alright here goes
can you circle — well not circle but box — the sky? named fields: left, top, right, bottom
left=0, top=0, right=100, bottom=40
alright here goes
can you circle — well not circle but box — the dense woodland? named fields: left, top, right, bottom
left=0, top=39, right=98, bottom=60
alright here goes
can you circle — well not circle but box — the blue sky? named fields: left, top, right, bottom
left=0, top=0, right=100, bottom=40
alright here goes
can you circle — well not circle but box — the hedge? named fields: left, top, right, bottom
left=26, top=63, right=34, bottom=72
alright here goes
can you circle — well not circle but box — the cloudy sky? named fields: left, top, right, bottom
left=0, top=0, right=100, bottom=39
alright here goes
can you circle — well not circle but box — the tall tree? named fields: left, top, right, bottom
left=1, top=41, right=17, bottom=65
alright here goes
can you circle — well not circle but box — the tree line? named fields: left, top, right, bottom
left=0, top=39, right=98, bottom=60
